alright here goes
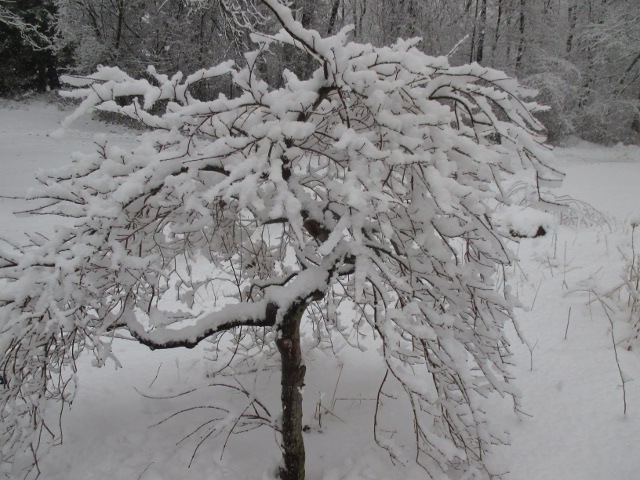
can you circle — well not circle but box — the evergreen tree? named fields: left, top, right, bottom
left=0, top=0, right=59, bottom=95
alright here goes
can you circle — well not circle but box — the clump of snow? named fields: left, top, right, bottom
left=494, top=205, right=558, bottom=238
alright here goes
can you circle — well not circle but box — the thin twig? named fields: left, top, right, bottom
left=528, top=339, right=538, bottom=372
left=137, top=462, right=154, bottom=480
left=330, top=363, right=344, bottom=410
left=564, top=307, right=572, bottom=340
left=134, top=386, right=197, bottom=400
left=596, top=295, right=628, bottom=415
left=317, top=404, right=346, bottom=423
left=148, top=363, right=163, bottom=388
left=530, top=279, right=542, bottom=311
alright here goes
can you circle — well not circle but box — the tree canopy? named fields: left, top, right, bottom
left=0, top=1, right=562, bottom=479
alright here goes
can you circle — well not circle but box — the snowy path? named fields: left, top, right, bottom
left=1, top=100, right=639, bottom=479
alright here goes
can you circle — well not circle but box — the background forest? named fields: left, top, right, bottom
left=1, top=0, right=639, bottom=145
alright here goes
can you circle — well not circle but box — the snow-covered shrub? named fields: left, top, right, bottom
left=505, top=180, right=610, bottom=229
left=576, top=219, right=640, bottom=358
left=521, top=54, right=583, bottom=143
left=0, top=1, right=562, bottom=479
left=606, top=220, right=640, bottom=350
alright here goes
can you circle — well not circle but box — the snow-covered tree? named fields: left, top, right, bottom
left=0, top=0, right=55, bottom=50
left=0, top=1, right=561, bottom=479
left=0, top=0, right=59, bottom=94
left=55, top=0, right=265, bottom=77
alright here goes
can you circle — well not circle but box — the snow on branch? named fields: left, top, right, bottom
left=123, top=260, right=340, bottom=350
left=1, top=0, right=562, bottom=478
left=0, top=1, right=54, bottom=51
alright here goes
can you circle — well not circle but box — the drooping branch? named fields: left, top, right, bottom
left=122, top=260, right=340, bottom=350
left=259, top=0, right=331, bottom=68
left=124, top=300, right=278, bottom=350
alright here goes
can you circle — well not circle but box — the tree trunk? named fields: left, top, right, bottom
left=631, top=91, right=640, bottom=134
left=326, top=0, right=341, bottom=35
left=515, top=0, right=526, bottom=71
left=470, top=0, right=478, bottom=63
left=114, top=0, right=125, bottom=51
left=476, top=0, right=487, bottom=63
left=491, top=0, right=503, bottom=63
left=566, top=4, right=577, bottom=53
left=277, top=302, right=307, bottom=480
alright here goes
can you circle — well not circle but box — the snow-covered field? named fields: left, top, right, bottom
left=1, top=99, right=639, bottom=480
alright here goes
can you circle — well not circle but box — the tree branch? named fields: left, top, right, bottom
left=124, top=301, right=278, bottom=350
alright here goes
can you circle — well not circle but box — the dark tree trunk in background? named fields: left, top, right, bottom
left=476, top=0, right=487, bottom=63
left=469, top=0, right=487, bottom=63
left=632, top=92, right=640, bottom=133
left=491, top=0, right=503, bottom=63
left=114, top=0, right=125, bottom=51
left=470, top=0, right=478, bottom=62
left=280, top=0, right=317, bottom=80
left=566, top=4, right=577, bottom=53
left=326, top=0, right=341, bottom=35
left=516, top=0, right=526, bottom=70
left=276, top=302, right=308, bottom=480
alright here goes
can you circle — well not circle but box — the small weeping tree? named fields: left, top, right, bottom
left=0, top=0, right=562, bottom=478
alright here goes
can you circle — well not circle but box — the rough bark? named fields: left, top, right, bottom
left=276, top=302, right=308, bottom=480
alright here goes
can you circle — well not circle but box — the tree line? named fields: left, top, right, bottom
left=2, top=1, right=638, bottom=143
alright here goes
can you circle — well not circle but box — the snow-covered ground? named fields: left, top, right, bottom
left=1, top=99, right=639, bottom=480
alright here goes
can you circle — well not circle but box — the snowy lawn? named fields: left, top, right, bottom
left=1, top=99, right=639, bottom=480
